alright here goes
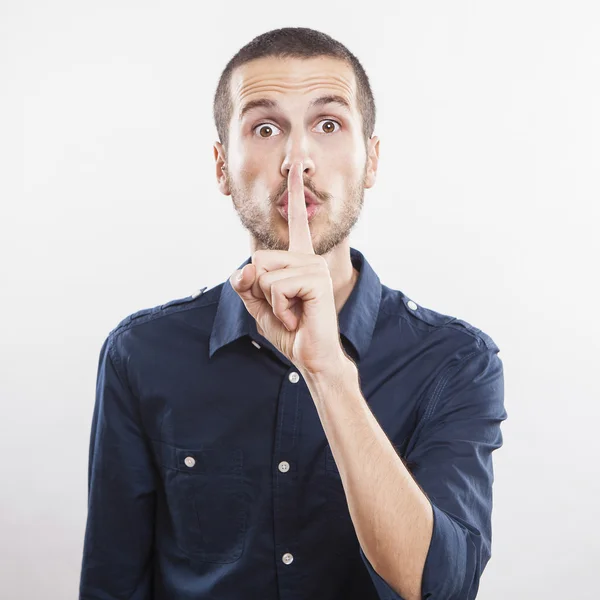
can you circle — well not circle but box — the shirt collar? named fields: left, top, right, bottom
left=209, top=247, right=381, bottom=366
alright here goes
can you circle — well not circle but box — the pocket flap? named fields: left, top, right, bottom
left=151, top=440, right=242, bottom=475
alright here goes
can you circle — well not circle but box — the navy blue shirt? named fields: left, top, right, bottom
left=79, top=246, right=507, bottom=600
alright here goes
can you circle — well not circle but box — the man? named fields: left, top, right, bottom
left=79, top=27, right=507, bottom=600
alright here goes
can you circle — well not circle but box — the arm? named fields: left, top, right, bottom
left=405, top=348, right=507, bottom=599
left=79, top=334, right=157, bottom=600
left=301, top=346, right=507, bottom=600
left=302, top=356, right=432, bottom=600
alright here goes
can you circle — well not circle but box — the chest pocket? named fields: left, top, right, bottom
left=156, top=442, right=249, bottom=564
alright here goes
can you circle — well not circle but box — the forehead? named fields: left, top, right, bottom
left=229, top=56, right=358, bottom=119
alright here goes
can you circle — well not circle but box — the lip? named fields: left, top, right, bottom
left=278, top=202, right=321, bottom=222
left=276, top=189, right=321, bottom=207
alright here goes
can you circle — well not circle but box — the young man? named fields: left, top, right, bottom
left=79, top=27, right=507, bottom=600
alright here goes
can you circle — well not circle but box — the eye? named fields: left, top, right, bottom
left=252, top=119, right=341, bottom=138
left=253, top=123, right=282, bottom=138
left=316, top=119, right=341, bottom=134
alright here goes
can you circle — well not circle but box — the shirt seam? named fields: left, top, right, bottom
left=110, top=298, right=220, bottom=340
left=105, top=333, right=162, bottom=478
left=408, top=345, right=491, bottom=455
left=421, top=348, right=483, bottom=424
left=380, top=303, right=488, bottom=347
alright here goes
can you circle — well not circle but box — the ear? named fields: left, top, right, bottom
left=214, top=141, right=230, bottom=195
left=364, top=135, right=380, bottom=190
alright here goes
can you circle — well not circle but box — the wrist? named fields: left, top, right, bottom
left=300, top=351, right=357, bottom=386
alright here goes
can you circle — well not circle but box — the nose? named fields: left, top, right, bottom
left=281, top=157, right=314, bottom=182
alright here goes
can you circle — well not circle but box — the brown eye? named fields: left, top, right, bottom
left=254, top=123, right=282, bottom=138
left=320, top=120, right=340, bottom=134
left=252, top=119, right=340, bottom=138
left=258, top=125, right=273, bottom=137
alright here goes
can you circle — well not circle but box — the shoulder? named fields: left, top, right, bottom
left=108, top=284, right=220, bottom=341
left=381, top=285, right=500, bottom=353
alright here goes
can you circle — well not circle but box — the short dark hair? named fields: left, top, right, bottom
left=213, top=27, right=376, bottom=155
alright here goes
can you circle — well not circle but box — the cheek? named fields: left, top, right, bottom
left=236, top=152, right=267, bottom=180
left=228, top=136, right=263, bottom=174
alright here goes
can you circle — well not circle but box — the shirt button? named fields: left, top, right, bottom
left=184, top=456, right=196, bottom=468
left=282, top=552, right=294, bottom=565
left=407, top=300, right=418, bottom=311
left=288, top=372, right=300, bottom=383
left=278, top=461, right=290, bottom=473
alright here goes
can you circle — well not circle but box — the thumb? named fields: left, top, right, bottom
left=230, top=264, right=260, bottom=307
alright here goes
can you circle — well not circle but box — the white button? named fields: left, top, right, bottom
left=407, top=300, right=418, bottom=311
left=282, top=552, right=294, bottom=565
left=184, top=456, right=196, bottom=468
left=191, top=289, right=202, bottom=299
left=288, top=372, right=300, bottom=383
left=278, top=461, right=290, bottom=473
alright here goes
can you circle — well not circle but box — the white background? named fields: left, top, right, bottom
left=1, top=1, right=599, bottom=598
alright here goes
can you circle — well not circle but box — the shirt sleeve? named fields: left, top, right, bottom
left=79, top=333, right=157, bottom=600
left=359, top=347, right=507, bottom=600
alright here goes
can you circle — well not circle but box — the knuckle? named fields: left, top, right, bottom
left=258, top=270, right=270, bottom=287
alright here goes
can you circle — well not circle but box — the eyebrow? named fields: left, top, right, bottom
left=238, top=94, right=352, bottom=121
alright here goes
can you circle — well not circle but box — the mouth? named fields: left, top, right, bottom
left=277, top=189, right=320, bottom=208
left=277, top=202, right=321, bottom=222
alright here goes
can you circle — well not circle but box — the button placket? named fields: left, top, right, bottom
left=273, top=369, right=301, bottom=577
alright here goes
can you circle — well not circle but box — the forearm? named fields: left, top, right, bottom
left=300, top=356, right=434, bottom=600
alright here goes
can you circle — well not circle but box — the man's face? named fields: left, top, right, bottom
left=215, top=56, right=379, bottom=256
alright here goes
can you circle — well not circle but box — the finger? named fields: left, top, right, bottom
left=273, top=289, right=298, bottom=332
left=230, top=264, right=261, bottom=310
left=258, top=264, right=315, bottom=309
left=250, top=262, right=267, bottom=303
left=231, top=264, right=295, bottom=337
left=287, top=162, right=315, bottom=255
left=250, top=249, right=320, bottom=303
left=271, top=273, right=321, bottom=331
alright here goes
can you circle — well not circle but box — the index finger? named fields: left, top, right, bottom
left=287, top=162, right=315, bottom=255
